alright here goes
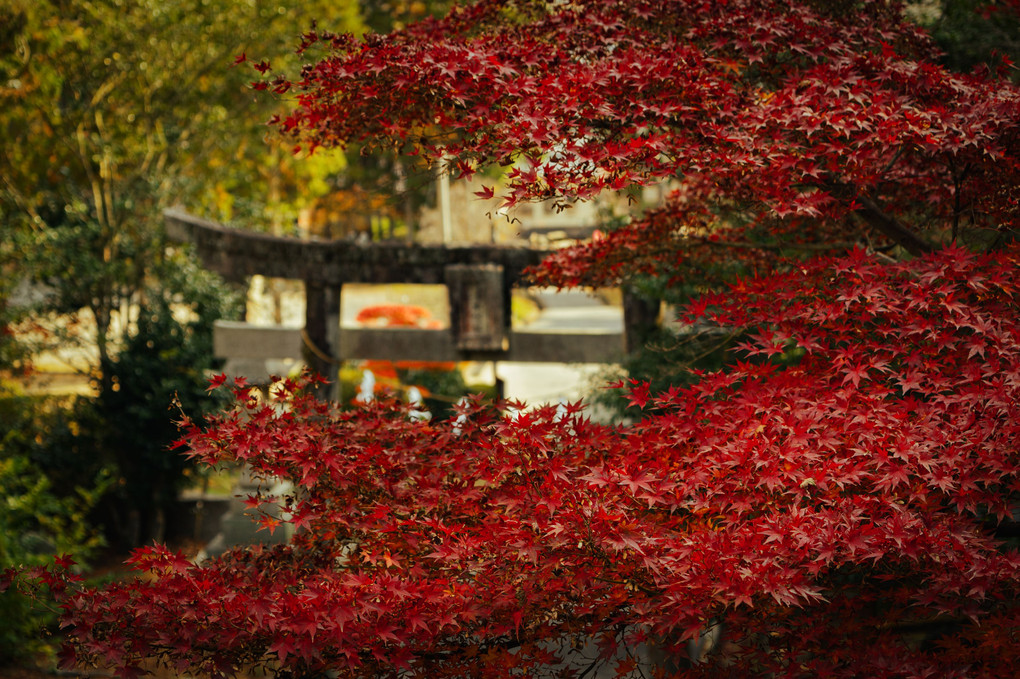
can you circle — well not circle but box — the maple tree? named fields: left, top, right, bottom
left=21, top=245, right=1020, bottom=678
left=7, top=1, right=1020, bottom=677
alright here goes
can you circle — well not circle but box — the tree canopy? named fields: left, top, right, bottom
left=7, top=1, right=1020, bottom=677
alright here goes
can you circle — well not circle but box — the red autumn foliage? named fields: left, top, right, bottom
left=8, top=1, right=1020, bottom=677
left=21, top=245, right=1020, bottom=678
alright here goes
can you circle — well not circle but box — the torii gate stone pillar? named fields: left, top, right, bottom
left=303, top=280, right=342, bottom=401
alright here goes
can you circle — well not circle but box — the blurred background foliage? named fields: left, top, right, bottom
left=0, top=384, right=110, bottom=666
left=0, top=0, right=361, bottom=664
left=908, top=0, right=1020, bottom=81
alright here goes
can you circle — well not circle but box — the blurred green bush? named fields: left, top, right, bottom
left=0, top=387, right=110, bottom=665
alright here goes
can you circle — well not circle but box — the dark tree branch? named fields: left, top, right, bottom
left=826, top=181, right=936, bottom=256
left=853, top=195, right=936, bottom=256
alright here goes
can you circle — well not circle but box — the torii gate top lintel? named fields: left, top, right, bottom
left=164, top=208, right=549, bottom=286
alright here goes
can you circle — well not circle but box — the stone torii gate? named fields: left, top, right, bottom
left=165, top=209, right=658, bottom=399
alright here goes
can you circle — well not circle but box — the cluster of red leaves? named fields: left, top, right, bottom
left=22, top=245, right=1018, bottom=678
left=273, top=0, right=1018, bottom=283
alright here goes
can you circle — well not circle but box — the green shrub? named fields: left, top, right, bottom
left=0, top=387, right=109, bottom=665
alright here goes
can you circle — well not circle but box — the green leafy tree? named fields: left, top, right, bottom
left=0, top=0, right=361, bottom=547
left=0, top=0, right=362, bottom=380
left=89, top=251, right=240, bottom=547
left=0, top=386, right=109, bottom=664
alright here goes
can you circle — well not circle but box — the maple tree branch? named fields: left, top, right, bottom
left=822, top=180, right=935, bottom=256
left=692, top=236, right=858, bottom=252
left=594, top=575, right=658, bottom=596
left=576, top=656, right=605, bottom=679
left=850, top=194, right=936, bottom=257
